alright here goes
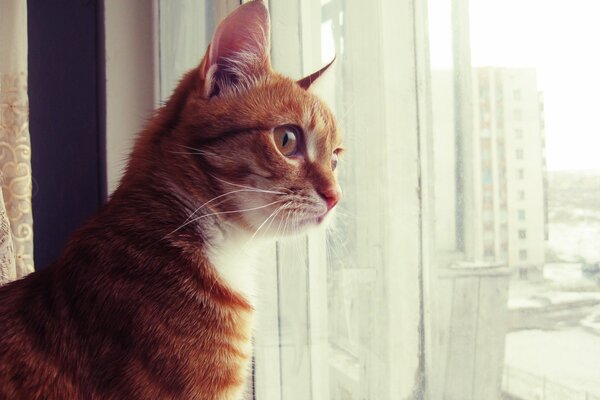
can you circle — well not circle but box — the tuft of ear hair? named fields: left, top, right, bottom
left=297, top=56, right=336, bottom=90
left=199, top=0, right=271, bottom=98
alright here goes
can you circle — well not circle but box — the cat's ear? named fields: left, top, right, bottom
left=199, top=0, right=271, bottom=98
left=297, top=56, right=336, bottom=90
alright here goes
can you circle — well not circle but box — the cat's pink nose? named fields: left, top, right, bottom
left=319, top=186, right=341, bottom=210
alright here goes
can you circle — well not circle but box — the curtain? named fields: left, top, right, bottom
left=0, top=0, right=34, bottom=284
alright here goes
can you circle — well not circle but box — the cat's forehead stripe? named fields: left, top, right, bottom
left=303, top=104, right=330, bottom=162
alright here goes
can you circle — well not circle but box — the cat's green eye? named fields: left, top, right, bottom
left=273, top=126, right=298, bottom=157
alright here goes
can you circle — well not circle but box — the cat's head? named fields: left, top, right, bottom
left=156, top=0, right=342, bottom=238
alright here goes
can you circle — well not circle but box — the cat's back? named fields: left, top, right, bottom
left=0, top=254, right=255, bottom=400
left=0, top=269, right=81, bottom=399
left=0, top=269, right=52, bottom=352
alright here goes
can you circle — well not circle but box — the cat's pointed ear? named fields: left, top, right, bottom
left=200, top=0, right=271, bottom=98
left=297, top=56, right=336, bottom=90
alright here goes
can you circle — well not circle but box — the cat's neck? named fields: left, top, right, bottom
left=205, top=226, right=264, bottom=305
left=105, top=173, right=266, bottom=306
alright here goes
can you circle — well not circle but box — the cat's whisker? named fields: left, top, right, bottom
left=282, top=206, right=294, bottom=236
left=185, top=199, right=286, bottom=227
left=326, top=230, right=356, bottom=269
left=208, top=174, right=288, bottom=195
left=176, top=144, right=210, bottom=153
left=249, top=202, right=290, bottom=242
left=166, top=199, right=286, bottom=238
left=265, top=185, right=293, bottom=195
left=182, top=188, right=282, bottom=226
left=337, top=100, right=357, bottom=131
left=274, top=205, right=287, bottom=239
left=167, top=150, right=207, bottom=156
left=265, top=203, right=289, bottom=237
left=326, top=234, right=346, bottom=264
left=293, top=210, right=302, bottom=234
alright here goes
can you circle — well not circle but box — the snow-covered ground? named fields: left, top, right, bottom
left=504, top=261, right=600, bottom=398
left=505, top=328, right=600, bottom=396
left=544, top=262, right=587, bottom=283
left=548, top=222, right=600, bottom=263
left=509, top=263, right=600, bottom=307
left=506, top=171, right=600, bottom=397
left=582, top=306, right=600, bottom=335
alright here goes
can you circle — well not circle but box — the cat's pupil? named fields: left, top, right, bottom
left=273, top=126, right=298, bottom=156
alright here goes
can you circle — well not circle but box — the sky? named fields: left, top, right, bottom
left=429, top=0, right=600, bottom=171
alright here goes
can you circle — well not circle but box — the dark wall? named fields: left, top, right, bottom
left=28, top=1, right=106, bottom=269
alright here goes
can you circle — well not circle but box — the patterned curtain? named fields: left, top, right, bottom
left=0, top=0, right=34, bottom=284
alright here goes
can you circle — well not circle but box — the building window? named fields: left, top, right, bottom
left=513, top=109, right=522, bottom=121
left=519, top=249, right=528, bottom=260
left=481, top=146, right=491, bottom=160
left=515, top=128, right=523, bottom=139
left=483, top=229, right=495, bottom=243
left=518, top=190, right=525, bottom=200
left=483, top=210, right=494, bottom=222
left=518, top=210, right=526, bottom=220
left=482, top=170, right=493, bottom=185
left=518, top=169, right=524, bottom=179
left=516, top=149, right=524, bottom=160
left=519, top=229, right=527, bottom=239
left=513, top=89, right=521, bottom=100
left=519, top=268, right=528, bottom=279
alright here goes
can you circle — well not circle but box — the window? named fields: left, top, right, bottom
left=481, top=146, right=491, bottom=160
left=519, top=249, right=528, bottom=260
left=483, top=229, right=495, bottom=243
left=513, top=89, right=522, bottom=100
left=516, top=149, right=524, bottom=160
left=482, top=170, right=493, bottom=185
left=483, top=210, right=494, bottom=222
left=513, top=109, right=522, bottom=121
left=515, top=128, right=523, bottom=139
left=519, top=268, right=528, bottom=279
left=256, top=1, right=423, bottom=398
left=427, top=1, right=600, bottom=399
left=156, top=1, right=600, bottom=399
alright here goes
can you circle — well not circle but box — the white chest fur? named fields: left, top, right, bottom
left=207, top=230, right=262, bottom=305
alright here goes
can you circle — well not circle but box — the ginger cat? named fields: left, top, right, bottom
left=0, top=1, right=341, bottom=399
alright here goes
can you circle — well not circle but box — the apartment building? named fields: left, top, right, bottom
left=433, top=68, right=547, bottom=278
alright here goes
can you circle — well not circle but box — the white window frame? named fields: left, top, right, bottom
left=265, top=1, right=429, bottom=399
left=126, top=0, right=431, bottom=398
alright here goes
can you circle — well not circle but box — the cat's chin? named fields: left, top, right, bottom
left=279, top=211, right=335, bottom=236
left=238, top=207, right=336, bottom=240
left=239, top=216, right=320, bottom=240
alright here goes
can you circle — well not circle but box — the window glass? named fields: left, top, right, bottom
left=258, top=0, right=424, bottom=398
left=159, top=1, right=600, bottom=398
left=429, top=0, right=600, bottom=399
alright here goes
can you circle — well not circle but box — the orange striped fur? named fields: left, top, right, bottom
left=0, top=1, right=341, bottom=399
